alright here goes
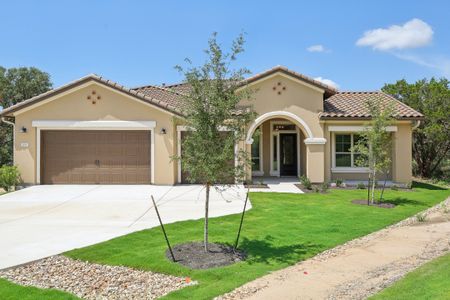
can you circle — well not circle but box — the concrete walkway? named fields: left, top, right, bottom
left=223, top=199, right=450, bottom=300
left=0, top=184, right=249, bottom=269
left=250, top=177, right=303, bottom=194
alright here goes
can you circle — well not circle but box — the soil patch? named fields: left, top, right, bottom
left=352, top=199, right=396, bottom=209
left=167, top=242, right=246, bottom=269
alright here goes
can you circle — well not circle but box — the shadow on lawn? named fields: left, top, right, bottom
left=384, top=197, right=423, bottom=206
left=239, top=235, right=322, bottom=265
left=412, top=181, right=448, bottom=190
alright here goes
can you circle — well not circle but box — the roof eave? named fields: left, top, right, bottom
left=319, top=116, right=424, bottom=121
left=0, top=75, right=184, bottom=118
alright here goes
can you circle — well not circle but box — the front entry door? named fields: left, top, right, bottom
left=280, top=133, right=297, bottom=176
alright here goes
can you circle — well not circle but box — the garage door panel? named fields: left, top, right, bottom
left=42, top=130, right=151, bottom=184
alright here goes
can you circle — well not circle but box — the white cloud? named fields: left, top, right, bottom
left=314, top=77, right=339, bottom=89
left=394, top=53, right=450, bottom=77
left=356, top=18, right=433, bottom=51
left=307, top=44, right=329, bottom=53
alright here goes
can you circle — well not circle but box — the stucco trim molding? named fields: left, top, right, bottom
left=33, top=120, right=156, bottom=184
left=32, top=120, right=156, bottom=129
left=246, top=111, right=315, bottom=144
left=304, top=138, right=327, bottom=145
left=328, top=125, right=398, bottom=132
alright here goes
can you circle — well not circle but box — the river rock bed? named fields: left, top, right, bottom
left=0, top=255, right=195, bottom=299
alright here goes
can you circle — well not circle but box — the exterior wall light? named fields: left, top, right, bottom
left=160, top=128, right=167, bottom=134
left=20, top=126, right=27, bottom=133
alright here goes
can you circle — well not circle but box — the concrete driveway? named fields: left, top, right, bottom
left=0, top=184, right=250, bottom=269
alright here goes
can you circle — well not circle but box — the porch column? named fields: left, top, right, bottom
left=392, top=124, right=412, bottom=184
left=304, top=138, right=327, bottom=183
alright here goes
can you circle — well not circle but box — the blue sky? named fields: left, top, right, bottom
left=1, top=0, right=449, bottom=91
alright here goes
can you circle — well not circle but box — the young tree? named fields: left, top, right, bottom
left=174, top=33, right=254, bottom=252
left=352, top=99, right=394, bottom=204
left=0, top=67, right=52, bottom=166
left=382, top=78, right=450, bottom=178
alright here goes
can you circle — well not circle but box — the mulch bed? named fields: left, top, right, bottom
left=352, top=199, right=396, bottom=208
left=167, top=242, right=246, bottom=270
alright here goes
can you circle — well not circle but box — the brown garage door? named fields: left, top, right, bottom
left=41, top=130, right=151, bottom=184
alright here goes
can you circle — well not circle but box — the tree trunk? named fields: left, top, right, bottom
left=204, top=183, right=210, bottom=252
left=371, top=170, right=376, bottom=205
left=379, top=172, right=388, bottom=202
left=367, top=173, right=371, bottom=206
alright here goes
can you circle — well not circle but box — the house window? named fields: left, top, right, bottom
left=251, top=127, right=262, bottom=172
left=334, top=134, right=364, bottom=168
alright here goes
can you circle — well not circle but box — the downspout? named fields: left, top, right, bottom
left=412, top=120, right=421, bottom=130
left=1, top=116, right=15, bottom=165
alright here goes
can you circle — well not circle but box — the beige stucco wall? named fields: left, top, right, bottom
left=392, top=123, right=413, bottom=183
left=241, top=74, right=326, bottom=182
left=323, top=121, right=412, bottom=184
left=10, top=73, right=414, bottom=186
left=240, top=74, right=325, bottom=138
left=13, top=82, right=176, bottom=185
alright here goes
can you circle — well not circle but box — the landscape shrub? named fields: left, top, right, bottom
left=299, top=175, right=312, bottom=190
left=320, top=182, right=329, bottom=193
left=0, top=165, right=21, bottom=192
left=357, top=182, right=366, bottom=189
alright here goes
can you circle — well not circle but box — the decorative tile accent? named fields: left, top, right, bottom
left=86, top=90, right=101, bottom=105
left=272, top=81, right=287, bottom=95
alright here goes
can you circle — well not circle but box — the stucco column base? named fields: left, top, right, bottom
left=306, top=143, right=325, bottom=183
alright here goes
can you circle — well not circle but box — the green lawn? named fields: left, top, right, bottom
left=64, top=182, right=448, bottom=299
left=1, top=182, right=448, bottom=299
left=370, top=252, right=450, bottom=300
left=0, top=278, right=79, bottom=300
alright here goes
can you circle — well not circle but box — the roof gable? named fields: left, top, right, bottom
left=0, top=75, right=183, bottom=117
left=242, top=66, right=337, bottom=97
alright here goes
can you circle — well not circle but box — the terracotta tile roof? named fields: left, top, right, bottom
left=0, top=67, right=423, bottom=121
left=162, top=82, right=193, bottom=95
left=321, top=91, right=423, bottom=120
left=133, top=84, right=188, bottom=110
left=0, top=74, right=184, bottom=117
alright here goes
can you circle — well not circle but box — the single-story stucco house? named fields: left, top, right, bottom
left=0, top=66, right=423, bottom=186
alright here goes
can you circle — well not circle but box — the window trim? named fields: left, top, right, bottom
left=251, top=126, right=264, bottom=176
left=331, top=132, right=369, bottom=173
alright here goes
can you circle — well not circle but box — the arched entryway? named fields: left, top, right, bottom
left=246, top=111, right=326, bottom=182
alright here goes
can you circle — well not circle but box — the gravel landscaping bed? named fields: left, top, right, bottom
left=0, top=255, right=194, bottom=299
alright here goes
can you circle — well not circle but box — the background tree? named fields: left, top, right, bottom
left=0, top=67, right=52, bottom=166
left=382, top=78, right=450, bottom=179
left=352, top=99, right=394, bottom=204
left=174, top=33, right=254, bottom=252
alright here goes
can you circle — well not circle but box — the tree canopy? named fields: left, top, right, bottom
left=0, top=67, right=52, bottom=166
left=174, top=33, right=254, bottom=251
left=382, top=78, right=450, bottom=179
